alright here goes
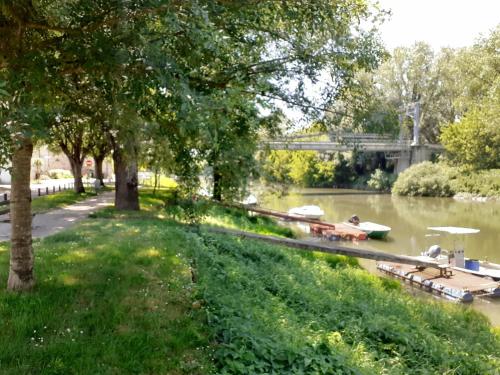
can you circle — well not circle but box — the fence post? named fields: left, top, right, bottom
left=53, top=186, right=55, bottom=193
left=38, top=188, right=41, bottom=196
left=46, top=187, right=49, bottom=195
left=3, top=193, right=7, bottom=202
left=59, top=185, right=61, bottom=192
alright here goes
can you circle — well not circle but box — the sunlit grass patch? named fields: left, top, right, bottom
left=31, top=190, right=98, bottom=214
left=202, top=205, right=295, bottom=238
left=136, top=248, right=161, bottom=258
left=59, top=274, right=80, bottom=286
left=56, top=250, right=94, bottom=263
left=0, top=217, right=213, bottom=374
left=140, top=175, right=178, bottom=189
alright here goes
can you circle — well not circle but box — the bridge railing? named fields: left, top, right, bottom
left=271, top=132, right=402, bottom=144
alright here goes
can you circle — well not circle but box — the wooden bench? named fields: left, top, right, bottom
left=438, top=264, right=453, bottom=278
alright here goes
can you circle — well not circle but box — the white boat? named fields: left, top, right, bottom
left=343, top=221, right=391, bottom=239
left=287, top=205, right=324, bottom=220
left=241, top=194, right=258, bottom=206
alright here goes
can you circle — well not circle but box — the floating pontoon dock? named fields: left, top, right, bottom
left=377, top=262, right=500, bottom=302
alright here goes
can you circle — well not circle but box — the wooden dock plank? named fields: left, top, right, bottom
left=207, top=228, right=441, bottom=269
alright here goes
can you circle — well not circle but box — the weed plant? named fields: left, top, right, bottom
left=190, top=231, right=500, bottom=374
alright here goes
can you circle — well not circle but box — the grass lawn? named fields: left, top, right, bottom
left=0, top=194, right=213, bottom=374
left=0, top=190, right=499, bottom=374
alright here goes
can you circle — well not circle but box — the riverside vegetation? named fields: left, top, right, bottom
left=0, top=189, right=499, bottom=374
left=392, top=162, right=500, bottom=198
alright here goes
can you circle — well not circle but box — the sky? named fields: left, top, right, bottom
left=277, top=1, right=500, bottom=127
left=377, top=0, right=500, bottom=50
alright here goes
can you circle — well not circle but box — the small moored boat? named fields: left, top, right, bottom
left=288, top=205, right=324, bottom=220
left=241, top=194, right=258, bottom=206
left=344, top=221, right=391, bottom=239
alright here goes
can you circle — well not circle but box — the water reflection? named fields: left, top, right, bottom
left=261, top=187, right=500, bottom=326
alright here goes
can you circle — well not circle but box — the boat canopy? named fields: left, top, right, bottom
left=427, top=226, right=480, bottom=234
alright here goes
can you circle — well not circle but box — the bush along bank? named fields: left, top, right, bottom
left=392, top=161, right=500, bottom=199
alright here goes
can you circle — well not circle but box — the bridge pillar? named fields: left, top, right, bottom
left=410, top=145, right=433, bottom=165
left=395, top=151, right=411, bottom=174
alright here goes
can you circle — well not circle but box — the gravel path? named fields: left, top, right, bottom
left=0, top=191, right=114, bottom=242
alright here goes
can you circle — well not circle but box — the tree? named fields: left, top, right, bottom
left=326, top=70, right=399, bottom=135
left=50, top=121, right=92, bottom=193
left=0, top=0, right=169, bottom=288
left=440, top=97, right=500, bottom=170
left=0, top=1, right=66, bottom=290
left=143, top=0, right=386, bottom=199
left=452, top=26, right=500, bottom=114
left=375, top=42, right=458, bottom=143
left=90, top=130, right=111, bottom=188
left=1, top=0, right=387, bottom=290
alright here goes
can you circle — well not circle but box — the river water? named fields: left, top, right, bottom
left=260, top=188, right=500, bottom=326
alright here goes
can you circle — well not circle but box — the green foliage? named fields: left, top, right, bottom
left=392, top=162, right=455, bottom=197
left=451, top=169, right=500, bottom=198
left=48, top=169, right=73, bottom=179
left=393, top=162, right=500, bottom=198
left=327, top=70, right=400, bottom=135
left=374, top=42, right=458, bottom=143
left=191, top=231, right=499, bottom=374
left=203, top=205, right=295, bottom=239
left=262, top=151, right=356, bottom=188
left=367, top=169, right=396, bottom=191
left=440, top=97, right=500, bottom=170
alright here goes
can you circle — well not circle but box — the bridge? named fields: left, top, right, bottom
left=262, top=132, right=444, bottom=173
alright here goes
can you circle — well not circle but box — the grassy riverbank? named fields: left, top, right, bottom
left=0, top=190, right=499, bottom=374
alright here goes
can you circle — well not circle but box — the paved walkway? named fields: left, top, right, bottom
left=0, top=191, right=114, bottom=241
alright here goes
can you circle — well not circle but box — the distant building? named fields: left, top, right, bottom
left=0, top=145, right=113, bottom=184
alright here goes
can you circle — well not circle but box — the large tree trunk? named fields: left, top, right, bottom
left=68, top=158, right=85, bottom=193
left=213, top=166, right=222, bottom=201
left=113, top=147, right=139, bottom=210
left=8, top=137, right=35, bottom=291
left=94, top=155, right=105, bottom=187
left=153, top=166, right=159, bottom=195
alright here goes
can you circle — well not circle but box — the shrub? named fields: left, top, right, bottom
left=392, top=162, right=454, bottom=197
left=451, top=169, right=500, bottom=197
left=48, top=169, right=73, bottom=179
left=393, top=162, right=500, bottom=198
left=367, top=168, right=395, bottom=191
